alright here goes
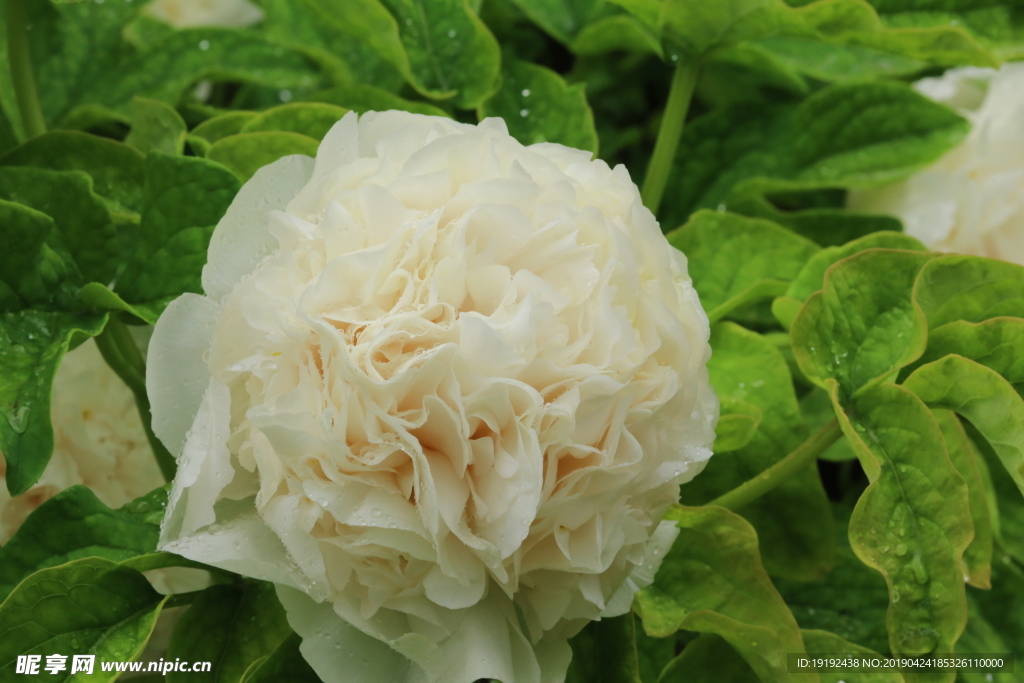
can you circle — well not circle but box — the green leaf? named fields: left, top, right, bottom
left=0, top=557, right=166, bottom=681
left=240, top=102, right=349, bottom=140
left=0, top=311, right=106, bottom=495
left=0, top=485, right=165, bottom=602
left=191, top=112, right=260, bottom=145
left=913, top=256, right=1024, bottom=329
left=786, top=232, right=928, bottom=304
left=305, top=0, right=501, bottom=108
left=635, top=505, right=815, bottom=682
left=305, top=82, right=451, bottom=117
left=756, top=35, right=927, bottom=81
left=933, top=410, right=993, bottom=589
left=167, top=581, right=293, bottom=683
left=570, top=14, right=664, bottom=56
left=831, top=382, right=971, bottom=671
left=241, top=633, right=320, bottom=683
left=0, top=200, right=79, bottom=311
left=478, top=58, right=598, bottom=155
left=260, top=0, right=404, bottom=88
left=903, top=355, right=1024, bottom=499
left=207, top=132, right=319, bottom=183
left=801, top=630, right=904, bottom=683
left=114, top=153, right=241, bottom=323
left=956, top=595, right=1017, bottom=683
left=683, top=322, right=835, bottom=580
left=0, top=2, right=321, bottom=133
left=775, top=523, right=892, bottom=656
left=566, top=614, right=643, bottom=683
left=507, top=0, right=604, bottom=43
left=126, top=97, right=188, bottom=156
left=0, top=131, right=146, bottom=214
left=662, top=81, right=969, bottom=230
left=912, top=317, right=1024, bottom=396
left=0, top=167, right=119, bottom=285
left=656, top=634, right=759, bottom=682
left=714, top=398, right=763, bottom=453
left=666, top=210, right=818, bottom=323
left=792, top=249, right=935, bottom=399
left=660, top=0, right=810, bottom=61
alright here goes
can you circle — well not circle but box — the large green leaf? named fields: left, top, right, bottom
left=775, top=521, right=892, bottom=656
left=903, top=355, right=1024, bottom=498
left=801, top=630, right=904, bottom=683
left=661, top=81, right=968, bottom=229
left=507, top=0, right=605, bottom=43
left=656, top=634, right=760, bottom=682
left=913, top=256, right=1024, bottom=329
left=241, top=633, right=321, bottom=683
left=933, top=410, right=993, bottom=589
left=832, top=382, right=971, bottom=675
left=114, top=152, right=241, bottom=323
left=912, top=317, right=1024, bottom=396
left=240, top=103, right=349, bottom=140
left=0, top=167, right=118, bottom=285
left=207, top=132, right=319, bottom=183
left=478, top=58, right=599, bottom=155
left=635, top=505, right=815, bottom=683
left=305, top=83, right=450, bottom=117
left=683, top=322, right=835, bottom=580
left=714, top=398, right=763, bottom=453
left=0, top=200, right=80, bottom=311
left=260, top=0, right=405, bottom=88
left=125, top=97, right=188, bottom=156
left=0, top=311, right=106, bottom=496
left=0, top=485, right=165, bottom=602
left=0, top=2, right=321, bottom=134
left=0, top=131, right=145, bottom=214
left=566, top=614, right=643, bottom=683
left=0, top=558, right=166, bottom=681
left=792, top=249, right=934, bottom=399
left=304, top=0, right=501, bottom=108
left=167, top=582, right=293, bottom=683
left=667, top=210, right=818, bottom=323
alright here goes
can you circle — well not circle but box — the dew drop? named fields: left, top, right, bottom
left=3, top=405, right=30, bottom=434
left=199, top=40, right=210, bottom=51
left=521, top=89, right=531, bottom=97
left=279, top=89, right=293, bottom=103
left=519, top=109, right=529, bottom=117
left=895, top=543, right=908, bottom=556
left=447, top=29, right=457, bottom=38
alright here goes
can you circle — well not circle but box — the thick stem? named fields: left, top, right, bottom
left=96, top=318, right=177, bottom=482
left=3, top=0, right=46, bottom=140
left=641, top=60, right=699, bottom=215
left=709, top=419, right=842, bottom=511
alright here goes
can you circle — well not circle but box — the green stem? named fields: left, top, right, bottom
left=641, top=60, right=699, bottom=215
left=709, top=419, right=842, bottom=511
left=96, top=318, right=177, bottom=482
left=3, top=0, right=46, bottom=140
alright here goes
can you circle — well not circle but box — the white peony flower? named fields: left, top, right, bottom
left=848, top=62, right=1024, bottom=264
left=0, top=339, right=164, bottom=543
left=143, top=0, right=263, bottom=29
left=149, top=111, right=718, bottom=683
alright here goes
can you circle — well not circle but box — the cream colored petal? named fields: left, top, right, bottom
left=203, top=154, right=314, bottom=302
left=147, top=294, right=221, bottom=458
left=276, top=586, right=418, bottom=683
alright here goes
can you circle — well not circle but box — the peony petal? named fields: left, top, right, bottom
left=202, top=154, right=315, bottom=302
left=276, top=585, right=418, bottom=683
left=147, top=293, right=221, bottom=458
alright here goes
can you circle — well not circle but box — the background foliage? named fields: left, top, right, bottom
left=1, top=0, right=1024, bottom=681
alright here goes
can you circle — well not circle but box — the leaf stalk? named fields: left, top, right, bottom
left=3, top=0, right=46, bottom=140
left=641, top=59, right=699, bottom=215
left=709, top=419, right=842, bottom=511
